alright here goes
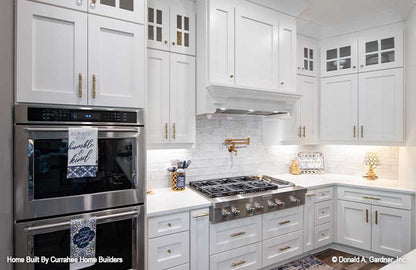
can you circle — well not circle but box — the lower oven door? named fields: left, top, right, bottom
left=14, top=205, right=144, bottom=270
left=14, top=125, right=145, bottom=220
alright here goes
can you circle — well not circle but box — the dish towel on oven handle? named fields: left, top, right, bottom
left=67, top=128, right=98, bottom=179
left=70, top=217, right=97, bottom=270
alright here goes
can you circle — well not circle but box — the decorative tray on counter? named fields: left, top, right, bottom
left=297, top=152, right=325, bottom=174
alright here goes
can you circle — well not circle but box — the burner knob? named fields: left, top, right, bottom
left=274, top=199, right=285, bottom=208
left=231, top=206, right=241, bottom=215
left=246, top=203, right=255, bottom=213
left=267, top=199, right=277, bottom=208
left=221, top=208, right=231, bottom=217
left=254, top=202, right=264, bottom=211
left=289, top=195, right=301, bottom=206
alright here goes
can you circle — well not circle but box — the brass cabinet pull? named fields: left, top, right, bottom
left=165, top=122, right=168, bottom=139
left=354, top=126, right=356, bottom=138
left=231, top=260, right=246, bottom=267
left=375, top=211, right=378, bottom=225
left=279, top=220, right=291, bottom=225
left=230, top=231, right=246, bottom=237
left=172, top=122, right=176, bottom=139
left=193, top=213, right=209, bottom=218
left=362, top=196, right=381, bottom=201
left=92, top=74, right=96, bottom=99
left=306, top=193, right=317, bottom=197
left=366, top=209, right=369, bottom=223
left=78, top=73, right=82, bottom=98
left=361, top=125, right=364, bottom=138
left=302, top=126, right=306, bottom=138
left=279, top=246, right=291, bottom=251
left=298, top=126, right=302, bottom=138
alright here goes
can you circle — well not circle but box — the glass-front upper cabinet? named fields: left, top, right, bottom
left=147, top=0, right=170, bottom=50
left=88, top=0, right=145, bottom=24
left=320, top=37, right=358, bottom=77
left=358, top=24, right=403, bottom=72
left=147, top=0, right=195, bottom=56
left=297, top=35, right=318, bottom=77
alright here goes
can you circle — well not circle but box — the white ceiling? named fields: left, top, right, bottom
left=299, top=0, right=415, bottom=26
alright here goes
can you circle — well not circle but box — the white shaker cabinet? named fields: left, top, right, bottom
left=147, top=49, right=195, bottom=144
left=358, top=68, right=403, bottom=142
left=235, top=2, right=279, bottom=90
left=88, top=0, right=145, bottom=24
left=16, top=0, right=88, bottom=105
left=371, top=206, right=411, bottom=257
left=147, top=0, right=196, bottom=56
left=297, top=35, right=318, bottom=77
left=320, top=37, right=358, bottom=77
left=303, top=191, right=315, bottom=253
left=320, top=74, right=358, bottom=142
left=278, top=15, right=297, bottom=92
left=336, top=200, right=372, bottom=251
left=208, top=0, right=235, bottom=85
left=32, top=0, right=88, bottom=11
left=190, top=209, right=210, bottom=270
left=88, top=15, right=145, bottom=108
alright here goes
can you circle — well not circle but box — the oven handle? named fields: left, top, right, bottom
left=24, top=210, right=139, bottom=232
left=25, top=127, right=140, bottom=133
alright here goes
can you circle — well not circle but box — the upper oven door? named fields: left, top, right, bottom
left=14, top=125, right=145, bottom=220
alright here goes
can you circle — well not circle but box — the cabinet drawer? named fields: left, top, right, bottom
left=210, top=215, right=262, bottom=255
left=337, top=187, right=412, bottom=210
left=262, top=230, right=303, bottom=267
left=168, top=263, right=189, bottom=270
left=308, top=187, right=333, bottom=202
left=314, top=201, right=333, bottom=225
left=210, top=242, right=262, bottom=270
left=148, top=212, right=189, bottom=238
left=148, top=231, right=190, bottom=270
left=314, top=222, right=333, bottom=249
left=263, top=206, right=303, bottom=239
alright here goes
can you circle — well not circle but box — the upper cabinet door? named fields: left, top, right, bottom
left=235, top=2, right=279, bottom=90
left=297, top=35, right=318, bottom=77
left=170, top=54, right=196, bottom=143
left=147, top=49, right=170, bottom=144
left=321, top=37, right=358, bottom=77
left=278, top=14, right=297, bottom=92
left=170, top=0, right=196, bottom=56
left=88, top=15, right=145, bottom=108
left=147, top=0, right=170, bottom=50
left=358, top=68, right=403, bottom=142
left=299, top=76, right=319, bottom=145
left=16, top=0, right=88, bottom=105
left=31, top=0, right=88, bottom=11
left=209, top=0, right=235, bottom=85
left=88, top=0, right=144, bottom=24
left=358, top=25, right=403, bottom=72
left=320, top=74, right=358, bottom=142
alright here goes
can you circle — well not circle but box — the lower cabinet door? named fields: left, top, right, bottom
left=210, top=215, right=262, bottom=255
left=303, top=192, right=315, bottom=252
left=372, top=206, right=411, bottom=257
left=191, top=209, right=210, bottom=270
left=336, top=200, right=371, bottom=250
left=314, top=222, right=333, bottom=249
left=263, top=206, right=303, bottom=239
left=314, top=201, right=333, bottom=226
left=148, top=231, right=190, bottom=270
left=262, top=230, right=303, bottom=267
left=210, top=242, right=262, bottom=270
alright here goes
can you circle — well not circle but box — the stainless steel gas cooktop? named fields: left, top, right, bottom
left=189, top=175, right=307, bottom=223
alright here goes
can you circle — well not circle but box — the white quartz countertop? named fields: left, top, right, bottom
left=146, top=187, right=211, bottom=217
left=270, top=174, right=416, bottom=194
left=380, top=249, right=416, bottom=269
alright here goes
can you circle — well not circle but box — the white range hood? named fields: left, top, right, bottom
left=205, top=84, right=302, bottom=116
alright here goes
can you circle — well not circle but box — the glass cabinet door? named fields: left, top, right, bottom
left=358, top=26, right=403, bottom=72
left=170, top=1, right=196, bottom=56
left=297, top=35, right=318, bottom=77
left=88, top=0, right=144, bottom=24
left=320, top=39, right=357, bottom=77
left=147, top=0, right=170, bottom=50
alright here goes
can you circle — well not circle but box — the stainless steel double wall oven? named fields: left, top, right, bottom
left=14, top=104, right=146, bottom=270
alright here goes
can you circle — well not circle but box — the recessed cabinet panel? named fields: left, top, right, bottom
left=147, top=50, right=171, bottom=144
left=147, top=0, right=170, bottom=50
left=278, top=15, right=296, bottom=92
left=88, top=15, right=145, bottom=108
left=209, top=0, right=235, bottom=85
left=17, top=0, right=88, bottom=105
left=235, top=2, right=279, bottom=90
left=88, top=0, right=144, bottom=24
left=358, top=68, right=403, bottom=142
left=320, top=75, right=358, bottom=142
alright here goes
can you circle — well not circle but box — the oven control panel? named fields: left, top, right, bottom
left=27, top=107, right=138, bottom=123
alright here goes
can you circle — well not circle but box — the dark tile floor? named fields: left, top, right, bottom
left=314, top=249, right=386, bottom=270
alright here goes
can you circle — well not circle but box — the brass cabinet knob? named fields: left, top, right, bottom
left=167, top=249, right=171, bottom=254
left=230, top=74, right=234, bottom=78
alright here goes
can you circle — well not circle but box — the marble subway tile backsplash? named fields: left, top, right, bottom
left=146, top=115, right=399, bottom=189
